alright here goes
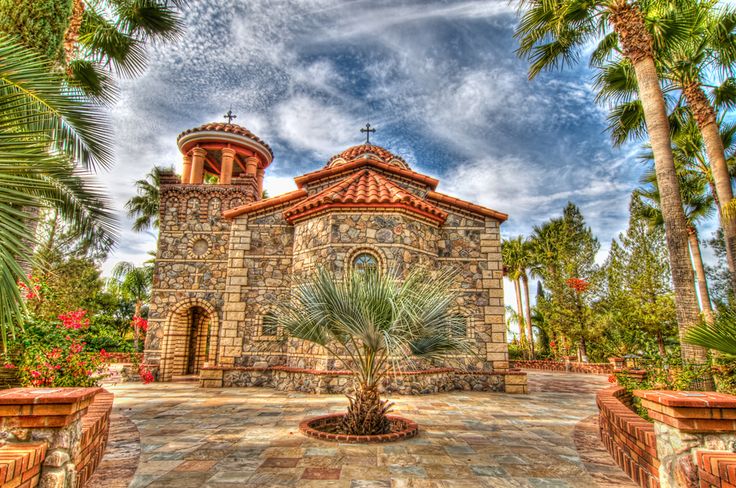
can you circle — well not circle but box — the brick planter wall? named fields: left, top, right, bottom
left=695, top=450, right=736, bottom=487
left=596, top=386, right=659, bottom=488
left=201, top=366, right=528, bottom=394
left=0, top=387, right=114, bottom=488
left=511, top=360, right=613, bottom=375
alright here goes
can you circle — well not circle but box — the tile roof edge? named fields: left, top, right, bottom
left=294, top=159, right=439, bottom=190
left=426, top=191, right=508, bottom=222
left=223, top=189, right=308, bottom=219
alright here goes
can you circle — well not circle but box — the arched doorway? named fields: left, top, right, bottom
left=160, top=299, right=219, bottom=381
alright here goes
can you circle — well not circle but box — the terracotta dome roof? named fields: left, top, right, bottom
left=283, top=169, right=447, bottom=224
left=326, top=144, right=408, bottom=169
left=177, top=122, right=273, bottom=158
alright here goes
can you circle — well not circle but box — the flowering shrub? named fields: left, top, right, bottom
left=17, top=274, right=43, bottom=300
left=58, top=309, right=90, bottom=329
left=14, top=312, right=110, bottom=387
left=132, top=316, right=148, bottom=333
left=565, top=277, right=590, bottom=293
left=139, top=365, right=155, bottom=384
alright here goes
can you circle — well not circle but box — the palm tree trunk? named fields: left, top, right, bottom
left=688, top=227, right=714, bottom=324
left=683, top=83, right=736, bottom=296
left=514, top=279, right=528, bottom=353
left=609, top=2, right=707, bottom=366
left=63, top=0, right=85, bottom=65
left=521, top=275, right=535, bottom=359
left=340, top=382, right=391, bottom=435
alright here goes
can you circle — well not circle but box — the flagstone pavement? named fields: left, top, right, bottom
left=97, top=371, right=636, bottom=488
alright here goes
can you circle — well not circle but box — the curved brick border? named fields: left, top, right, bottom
left=596, top=385, right=658, bottom=488
left=299, top=413, right=418, bottom=443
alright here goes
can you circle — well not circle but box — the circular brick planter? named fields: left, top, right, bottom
left=299, top=413, right=419, bottom=443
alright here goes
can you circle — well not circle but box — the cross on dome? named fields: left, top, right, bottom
left=360, top=123, right=376, bottom=144
left=223, top=109, right=237, bottom=124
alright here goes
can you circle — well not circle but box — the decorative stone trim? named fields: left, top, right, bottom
left=511, top=360, right=613, bottom=375
left=299, top=414, right=418, bottom=443
left=187, top=235, right=213, bottom=259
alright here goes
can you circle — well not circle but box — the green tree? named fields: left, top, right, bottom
left=531, top=204, right=601, bottom=361
left=636, top=165, right=715, bottom=322
left=126, top=165, right=171, bottom=232
left=111, top=261, right=153, bottom=351
left=599, top=196, right=678, bottom=356
left=502, top=236, right=535, bottom=358
left=515, top=0, right=704, bottom=365
left=274, top=267, right=470, bottom=436
left=0, top=0, right=185, bottom=99
left=0, top=36, right=113, bottom=350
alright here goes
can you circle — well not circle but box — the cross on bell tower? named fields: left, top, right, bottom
left=223, top=109, right=237, bottom=124
left=360, top=123, right=376, bottom=144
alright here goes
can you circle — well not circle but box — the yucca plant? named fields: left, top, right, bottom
left=274, top=266, right=471, bottom=436
left=685, top=309, right=736, bottom=357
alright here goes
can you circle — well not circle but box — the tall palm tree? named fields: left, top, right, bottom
left=274, top=267, right=470, bottom=436
left=594, top=0, right=736, bottom=293
left=0, top=0, right=185, bottom=100
left=501, top=236, right=529, bottom=348
left=515, top=0, right=705, bottom=365
left=502, top=237, right=533, bottom=357
left=636, top=167, right=715, bottom=322
left=126, top=165, right=170, bottom=232
left=112, top=261, right=152, bottom=351
left=0, top=35, right=114, bottom=350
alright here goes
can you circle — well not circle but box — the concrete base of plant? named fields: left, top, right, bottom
left=299, top=413, right=419, bottom=443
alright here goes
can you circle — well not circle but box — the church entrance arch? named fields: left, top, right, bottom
left=160, top=298, right=219, bottom=381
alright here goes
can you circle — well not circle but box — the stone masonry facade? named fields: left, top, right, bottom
left=144, top=123, right=519, bottom=393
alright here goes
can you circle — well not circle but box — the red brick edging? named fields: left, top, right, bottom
left=596, top=386, right=658, bottom=488
left=299, top=413, right=419, bottom=443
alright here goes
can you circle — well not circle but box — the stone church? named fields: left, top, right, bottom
left=144, top=121, right=526, bottom=394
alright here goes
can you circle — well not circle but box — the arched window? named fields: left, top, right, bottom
left=450, top=315, right=468, bottom=337
left=353, top=252, right=378, bottom=273
left=262, top=312, right=278, bottom=336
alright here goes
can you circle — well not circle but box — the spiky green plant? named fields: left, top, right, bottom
left=274, top=266, right=471, bottom=436
left=685, top=309, right=736, bottom=357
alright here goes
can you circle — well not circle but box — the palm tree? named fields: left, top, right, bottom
left=0, top=35, right=114, bottom=350
left=636, top=168, right=715, bottom=322
left=274, top=267, right=470, bottom=436
left=594, top=0, right=736, bottom=293
left=126, top=165, right=170, bottom=232
left=0, top=0, right=185, bottom=100
left=515, top=0, right=704, bottom=365
left=112, top=261, right=153, bottom=351
left=503, top=237, right=536, bottom=358
left=686, top=309, right=736, bottom=357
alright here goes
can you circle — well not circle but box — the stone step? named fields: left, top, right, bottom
left=171, top=374, right=199, bottom=383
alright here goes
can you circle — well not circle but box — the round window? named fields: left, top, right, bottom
left=353, top=252, right=378, bottom=273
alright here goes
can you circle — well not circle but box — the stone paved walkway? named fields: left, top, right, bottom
left=104, top=371, right=635, bottom=487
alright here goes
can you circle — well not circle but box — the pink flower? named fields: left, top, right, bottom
left=58, top=309, right=90, bottom=330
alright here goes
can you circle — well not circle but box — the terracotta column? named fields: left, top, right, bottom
left=220, top=147, right=236, bottom=185
left=190, top=147, right=207, bottom=184
left=245, top=156, right=259, bottom=177
left=181, top=154, right=192, bottom=184
left=256, top=167, right=264, bottom=198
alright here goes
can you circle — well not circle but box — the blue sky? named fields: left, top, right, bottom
left=99, top=0, right=719, bottom=314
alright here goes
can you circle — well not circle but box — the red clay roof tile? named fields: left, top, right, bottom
left=426, top=191, right=508, bottom=222
left=326, top=144, right=409, bottom=169
left=223, top=189, right=308, bottom=219
left=283, top=169, right=447, bottom=224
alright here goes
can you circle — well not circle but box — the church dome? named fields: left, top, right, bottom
left=177, top=122, right=273, bottom=162
left=325, top=144, right=409, bottom=170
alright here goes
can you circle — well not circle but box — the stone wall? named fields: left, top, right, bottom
left=0, top=387, right=113, bottom=488
left=511, top=360, right=613, bottom=375
left=201, top=366, right=527, bottom=394
left=147, top=181, right=250, bottom=379
left=596, top=386, right=659, bottom=488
